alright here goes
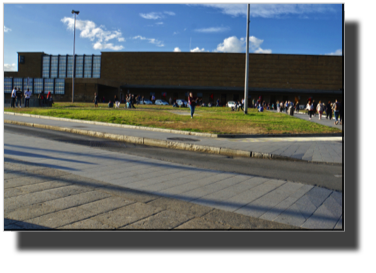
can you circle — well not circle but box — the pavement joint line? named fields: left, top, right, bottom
left=4, top=119, right=342, bottom=166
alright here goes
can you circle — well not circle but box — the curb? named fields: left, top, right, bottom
left=4, top=112, right=342, bottom=139
left=4, top=119, right=342, bottom=165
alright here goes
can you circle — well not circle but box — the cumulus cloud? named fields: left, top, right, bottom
left=174, top=47, right=181, bottom=52
left=132, top=35, right=164, bottom=47
left=325, top=49, right=342, bottom=55
left=215, top=36, right=272, bottom=53
left=197, top=4, right=336, bottom=18
left=190, top=47, right=206, bottom=52
left=194, top=27, right=230, bottom=33
left=4, top=26, right=12, bottom=32
left=4, top=63, right=16, bottom=71
left=164, top=11, right=176, bottom=16
left=61, top=17, right=124, bottom=51
left=156, top=22, right=164, bottom=25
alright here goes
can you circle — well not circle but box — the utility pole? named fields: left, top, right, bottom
left=244, top=4, right=250, bottom=114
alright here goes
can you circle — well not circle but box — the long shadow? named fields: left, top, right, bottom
left=4, top=218, right=53, bottom=230
left=4, top=157, right=78, bottom=171
left=4, top=144, right=222, bottom=174
left=5, top=164, right=341, bottom=224
left=4, top=148, right=96, bottom=165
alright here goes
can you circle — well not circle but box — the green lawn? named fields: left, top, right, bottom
left=4, top=102, right=341, bottom=135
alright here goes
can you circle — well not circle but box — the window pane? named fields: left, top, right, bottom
left=42, top=55, right=50, bottom=78
left=59, top=56, right=67, bottom=78
left=44, top=78, right=54, bottom=94
left=4, top=78, right=13, bottom=93
left=34, top=79, right=44, bottom=94
left=55, top=79, right=65, bottom=94
left=50, top=56, right=58, bottom=78
left=84, top=55, right=92, bottom=78
left=67, top=55, right=74, bottom=78
left=23, top=78, right=33, bottom=93
left=93, top=55, right=101, bottom=78
left=13, top=78, right=23, bottom=91
left=75, top=55, right=83, bottom=78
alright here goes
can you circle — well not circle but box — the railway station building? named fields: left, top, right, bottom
left=4, top=51, right=343, bottom=105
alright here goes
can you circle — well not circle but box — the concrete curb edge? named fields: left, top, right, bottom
left=5, top=119, right=341, bottom=165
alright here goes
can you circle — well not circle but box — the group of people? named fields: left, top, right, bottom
left=306, top=99, right=342, bottom=125
left=10, top=87, right=52, bottom=108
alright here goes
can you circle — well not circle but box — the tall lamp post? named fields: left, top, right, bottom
left=71, top=10, right=79, bottom=103
left=244, top=4, right=250, bottom=114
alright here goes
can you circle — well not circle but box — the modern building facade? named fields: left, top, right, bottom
left=4, top=51, right=343, bottom=105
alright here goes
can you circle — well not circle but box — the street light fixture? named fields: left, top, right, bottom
left=244, top=4, right=250, bottom=114
left=71, top=10, right=79, bottom=103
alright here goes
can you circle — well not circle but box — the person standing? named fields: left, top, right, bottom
left=169, top=97, right=172, bottom=105
left=16, top=88, right=23, bottom=108
left=316, top=100, right=324, bottom=120
left=11, top=87, right=17, bottom=108
left=93, top=92, right=98, bottom=107
left=306, top=101, right=314, bottom=120
left=333, top=99, right=340, bottom=125
left=188, top=92, right=198, bottom=118
left=326, top=101, right=332, bottom=120
left=24, top=88, right=31, bottom=108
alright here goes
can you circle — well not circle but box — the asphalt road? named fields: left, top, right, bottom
left=4, top=124, right=343, bottom=191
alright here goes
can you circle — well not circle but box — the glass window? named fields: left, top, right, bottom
left=34, top=78, right=44, bottom=94
left=42, top=55, right=50, bottom=78
left=13, top=78, right=23, bottom=91
left=4, top=78, right=13, bottom=93
left=84, top=55, right=92, bottom=78
left=67, top=55, right=74, bottom=78
left=93, top=55, right=101, bottom=78
left=50, top=56, right=58, bottom=78
left=44, top=78, right=54, bottom=94
left=59, top=55, right=67, bottom=78
left=55, top=79, right=65, bottom=94
left=23, top=78, right=33, bottom=94
left=75, top=55, right=83, bottom=78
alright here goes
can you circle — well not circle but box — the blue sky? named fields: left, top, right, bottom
left=3, top=3, right=343, bottom=71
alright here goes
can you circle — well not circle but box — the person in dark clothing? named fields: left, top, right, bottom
left=16, top=88, right=23, bottom=108
left=131, top=94, right=136, bottom=108
left=326, top=101, right=332, bottom=120
left=188, top=92, right=198, bottom=118
left=94, top=93, right=98, bottom=107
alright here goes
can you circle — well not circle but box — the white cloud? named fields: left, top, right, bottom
left=140, top=11, right=175, bottom=20
left=215, top=36, right=272, bottom=53
left=4, top=63, right=16, bottom=71
left=194, top=27, right=230, bottom=33
left=173, top=31, right=179, bottom=35
left=61, top=17, right=124, bottom=51
left=215, top=36, right=245, bottom=53
left=4, top=26, right=12, bottom=32
left=156, top=22, right=164, bottom=25
left=190, top=47, right=206, bottom=52
left=197, top=4, right=336, bottom=18
left=132, top=35, right=164, bottom=47
left=164, top=11, right=175, bottom=16
left=174, top=47, right=181, bottom=52
left=325, top=49, right=342, bottom=55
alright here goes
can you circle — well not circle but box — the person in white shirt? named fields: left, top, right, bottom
left=24, top=88, right=32, bottom=108
left=11, top=88, right=17, bottom=108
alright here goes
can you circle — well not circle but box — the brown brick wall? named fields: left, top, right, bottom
left=101, top=52, right=343, bottom=91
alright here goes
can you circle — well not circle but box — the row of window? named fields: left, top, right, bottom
left=4, top=78, right=65, bottom=94
left=42, top=54, right=101, bottom=78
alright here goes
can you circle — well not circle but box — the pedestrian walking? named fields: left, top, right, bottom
left=169, top=97, right=172, bottom=105
left=24, top=88, right=31, bottom=108
left=326, top=101, right=333, bottom=120
left=93, top=93, right=98, bottom=107
left=333, top=99, right=340, bottom=125
left=306, top=101, right=314, bottom=120
left=316, top=100, right=324, bottom=120
left=188, top=92, right=198, bottom=118
left=339, top=100, right=343, bottom=125
left=16, top=88, right=23, bottom=108
left=11, top=87, right=17, bottom=108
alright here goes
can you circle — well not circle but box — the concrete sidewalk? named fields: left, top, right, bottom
left=4, top=131, right=342, bottom=229
left=4, top=112, right=342, bottom=164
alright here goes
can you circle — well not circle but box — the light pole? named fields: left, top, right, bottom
left=244, top=4, right=250, bottom=114
left=71, top=10, right=79, bottom=103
